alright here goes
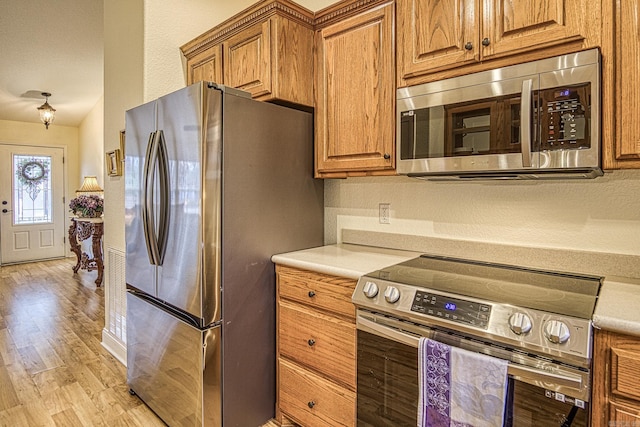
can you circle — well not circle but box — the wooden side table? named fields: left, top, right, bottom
left=69, top=217, right=104, bottom=286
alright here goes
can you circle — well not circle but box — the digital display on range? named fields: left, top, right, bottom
left=411, top=291, right=491, bottom=329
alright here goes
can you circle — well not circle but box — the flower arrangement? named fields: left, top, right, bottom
left=69, top=195, right=104, bottom=218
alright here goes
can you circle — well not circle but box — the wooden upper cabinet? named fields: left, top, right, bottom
left=181, top=0, right=314, bottom=106
left=223, top=20, right=272, bottom=98
left=601, top=0, right=640, bottom=169
left=399, top=0, right=478, bottom=80
left=398, top=0, right=601, bottom=87
left=483, top=0, right=588, bottom=58
left=186, top=44, right=223, bottom=85
left=314, top=1, right=395, bottom=178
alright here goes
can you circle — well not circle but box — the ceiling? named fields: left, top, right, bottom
left=0, top=0, right=104, bottom=127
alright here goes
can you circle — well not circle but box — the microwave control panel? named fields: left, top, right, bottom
left=537, top=83, right=591, bottom=151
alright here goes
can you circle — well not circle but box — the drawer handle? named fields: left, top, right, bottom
left=308, top=401, right=315, bottom=409
left=308, top=339, right=316, bottom=347
left=308, top=291, right=316, bottom=298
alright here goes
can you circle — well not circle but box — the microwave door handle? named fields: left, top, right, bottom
left=520, top=79, right=533, bottom=168
left=357, top=314, right=582, bottom=390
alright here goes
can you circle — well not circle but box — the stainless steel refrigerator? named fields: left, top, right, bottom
left=124, top=82, right=324, bottom=427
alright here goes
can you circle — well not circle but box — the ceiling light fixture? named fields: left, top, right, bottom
left=37, top=92, right=56, bottom=129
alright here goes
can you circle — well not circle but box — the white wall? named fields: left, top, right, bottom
left=78, top=96, right=105, bottom=187
left=325, top=170, right=640, bottom=256
left=104, top=0, right=144, bottom=253
left=143, top=0, right=255, bottom=102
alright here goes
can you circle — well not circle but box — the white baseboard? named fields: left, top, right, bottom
left=102, top=328, right=127, bottom=366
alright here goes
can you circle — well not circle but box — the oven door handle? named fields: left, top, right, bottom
left=357, top=315, right=583, bottom=390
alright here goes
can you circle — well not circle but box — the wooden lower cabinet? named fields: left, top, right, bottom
left=592, top=329, right=640, bottom=426
left=276, top=265, right=357, bottom=427
left=279, top=359, right=356, bottom=427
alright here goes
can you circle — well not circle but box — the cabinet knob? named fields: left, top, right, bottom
left=383, top=153, right=391, bottom=160
left=308, top=401, right=316, bottom=409
left=308, top=290, right=316, bottom=298
left=464, top=42, right=473, bottom=50
left=308, top=339, right=316, bottom=347
left=2, top=209, right=8, bottom=213
left=482, top=37, right=491, bottom=46
left=1, top=200, right=7, bottom=205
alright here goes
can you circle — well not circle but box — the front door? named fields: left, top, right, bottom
left=0, top=144, right=66, bottom=264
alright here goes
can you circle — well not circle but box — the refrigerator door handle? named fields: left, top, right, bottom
left=155, top=130, right=170, bottom=266
left=142, top=131, right=161, bottom=265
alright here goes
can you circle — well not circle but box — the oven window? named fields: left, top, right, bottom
left=357, top=330, right=418, bottom=426
left=357, top=329, right=590, bottom=427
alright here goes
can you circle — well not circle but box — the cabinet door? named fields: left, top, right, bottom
left=610, top=402, right=640, bottom=425
left=608, top=0, right=640, bottom=167
left=315, top=3, right=395, bottom=177
left=279, top=358, right=356, bottom=427
left=223, top=19, right=272, bottom=98
left=187, top=44, right=223, bottom=86
left=397, top=0, right=478, bottom=81
left=482, top=0, right=590, bottom=59
left=279, top=300, right=356, bottom=389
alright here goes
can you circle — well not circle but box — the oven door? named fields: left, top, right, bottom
left=356, top=311, right=590, bottom=427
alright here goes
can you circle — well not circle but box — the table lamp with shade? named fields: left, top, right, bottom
left=76, top=176, right=103, bottom=197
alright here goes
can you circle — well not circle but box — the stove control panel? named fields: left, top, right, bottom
left=411, top=290, right=492, bottom=329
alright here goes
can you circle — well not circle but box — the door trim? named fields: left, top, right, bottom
left=0, top=142, right=69, bottom=265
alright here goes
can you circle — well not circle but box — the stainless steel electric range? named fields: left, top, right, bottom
left=352, top=254, right=602, bottom=427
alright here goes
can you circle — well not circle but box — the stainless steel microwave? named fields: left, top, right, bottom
left=397, top=49, right=602, bottom=179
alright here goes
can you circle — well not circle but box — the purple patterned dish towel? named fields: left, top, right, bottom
left=417, top=338, right=508, bottom=427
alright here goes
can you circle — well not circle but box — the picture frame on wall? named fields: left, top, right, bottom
left=106, top=149, right=123, bottom=176
left=119, top=130, right=125, bottom=160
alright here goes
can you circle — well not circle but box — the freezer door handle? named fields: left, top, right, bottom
left=155, top=130, right=170, bottom=266
left=142, top=131, right=161, bottom=265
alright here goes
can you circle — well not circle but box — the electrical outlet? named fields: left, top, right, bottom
left=379, top=203, right=390, bottom=224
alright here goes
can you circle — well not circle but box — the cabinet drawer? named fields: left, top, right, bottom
left=611, top=347, right=640, bottom=401
left=277, top=267, right=356, bottom=319
left=279, top=358, right=355, bottom=427
left=279, top=300, right=356, bottom=389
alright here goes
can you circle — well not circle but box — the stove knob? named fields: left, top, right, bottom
left=544, top=320, right=571, bottom=344
left=508, top=312, right=532, bottom=335
left=384, top=286, right=401, bottom=304
left=362, top=281, right=379, bottom=298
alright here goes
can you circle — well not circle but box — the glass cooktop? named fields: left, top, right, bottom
left=363, top=254, right=603, bottom=319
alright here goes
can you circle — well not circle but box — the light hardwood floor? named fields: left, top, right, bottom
left=0, top=258, right=166, bottom=426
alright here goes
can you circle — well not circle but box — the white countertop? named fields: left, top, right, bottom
left=593, top=276, right=640, bottom=336
left=273, top=243, right=640, bottom=337
left=272, top=243, right=420, bottom=280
